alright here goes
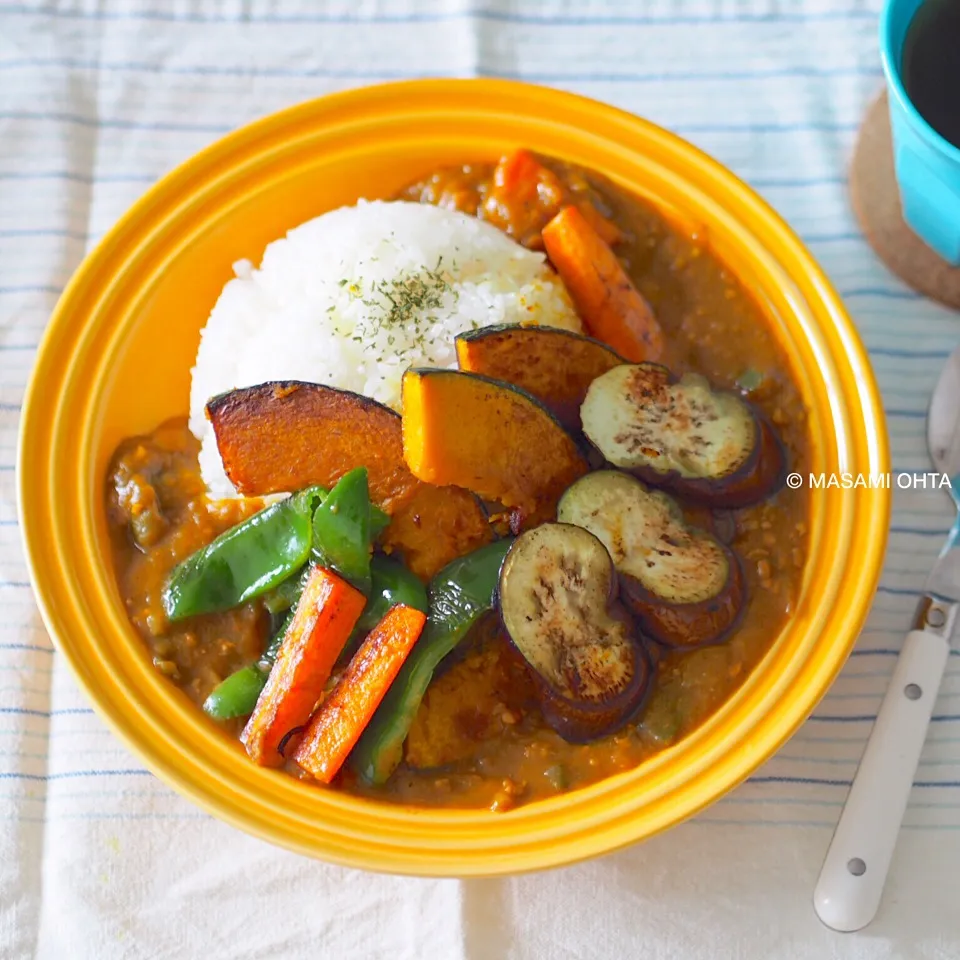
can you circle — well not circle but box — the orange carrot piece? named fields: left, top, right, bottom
left=495, top=148, right=547, bottom=196
left=240, top=567, right=366, bottom=767
left=293, top=604, right=427, bottom=783
left=542, top=205, right=664, bottom=363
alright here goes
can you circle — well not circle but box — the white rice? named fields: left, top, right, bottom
left=189, top=200, right=582, bottom=498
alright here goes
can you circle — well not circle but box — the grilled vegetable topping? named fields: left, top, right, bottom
left=208, top=381, right=490, bottom=573
left=295, top=604, right=427, bottom=783
left=207, top=381, right=418, bottom=508
left=401, top=368, right=589, bottom=528
left=310, top=467, right=374, bottom=594
left=162, top=485, right=326, bottom=621
left=558, top=471, right=745, bottom=649
left=541, top=205, right=664, bottom=362
left=454, top=324, right=624, bottom=433
left=580, top=363, right=786, bottom=508
left=379, top=481, right=493, bottom=582
left=240, top=567, right=366, bottom=767
left=349, top=537, right=514, bottom=785
left=498, top=523, right=652, bottom=742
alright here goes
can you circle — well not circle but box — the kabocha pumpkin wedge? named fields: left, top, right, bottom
left=498, top=523, right=653, bottom=742
left=208, top=381, right=491, bottom=577
left=454, top=324, right=624, bottom=433
left=207, top=381, right=418, bottom=509
left=401, top=369, right=589, bottom=528
left=558, top=471, right=745, bottom=649
left=581, top=363, right=786, bottom=509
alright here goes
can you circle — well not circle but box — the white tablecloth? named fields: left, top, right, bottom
left=3, top=2, right=960, bottom=957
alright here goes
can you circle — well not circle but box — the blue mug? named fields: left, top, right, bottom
left=881, top=0, right=960, bottom=265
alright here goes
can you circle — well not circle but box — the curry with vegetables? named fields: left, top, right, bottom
left=107, top=150, right=809, bottom=811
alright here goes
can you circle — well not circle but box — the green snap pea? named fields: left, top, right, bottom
left=162, top=486, right=326, bottom=621
left=262, top=566, right=309, bottom=615
left=202, top=665, right=268, bottom=722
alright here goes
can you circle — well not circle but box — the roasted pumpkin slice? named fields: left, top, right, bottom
left=558, top=471, right=745, bottom=649
left=381, top=483, right=492, bottom=581
left=454, top=324, right=624, bottom=433
left=207, top=381, right=418, bottom=510
left=207, top=381, right=490, bottom=578
left=498, top=523, right=653, bottom=742
left=580, top=363, right=786, bottom=508
left=401, top=369, right=589, bottom=528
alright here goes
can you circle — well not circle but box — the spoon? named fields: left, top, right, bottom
left=813, top=343, right=960, bottom=932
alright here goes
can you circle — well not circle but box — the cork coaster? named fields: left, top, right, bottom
left=850, top=90, right=960, bottom=311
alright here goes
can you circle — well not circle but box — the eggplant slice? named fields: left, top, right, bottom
left=558, top=471, right=745, bottom=649
left=580, top=363, right=786, bottom=508
left=498, top=523, right=652, bottom=742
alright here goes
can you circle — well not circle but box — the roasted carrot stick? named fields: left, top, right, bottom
left=240, top=567, right=366, bottom=767
left=542, top=205, right=664, bottom=363
left=293, top=604, right=427, bottom=783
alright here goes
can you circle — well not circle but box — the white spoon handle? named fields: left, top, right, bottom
left=813, top=626, right=949, bottom=932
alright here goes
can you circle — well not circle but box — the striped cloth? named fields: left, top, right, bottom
left=2, top=2, right=959, bottom=957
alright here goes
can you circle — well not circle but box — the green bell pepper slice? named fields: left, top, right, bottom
left=162, top=486, right=326, bottom=621
left=356, top=556, right=428, bottom=634
left=261, top=565, right=309, bottom=615
left=349, top=537, right=513, bottom=785
left=311, top=467, right=373, bottom=593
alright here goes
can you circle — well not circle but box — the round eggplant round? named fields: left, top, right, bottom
left=580, top=363, right=786, bottom=509
left=558, top=471, right=746, bottom=649
left=498, top=522, right=653, bottom=743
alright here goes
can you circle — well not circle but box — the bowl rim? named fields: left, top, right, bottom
left=17, top=77, right=890, bottom=876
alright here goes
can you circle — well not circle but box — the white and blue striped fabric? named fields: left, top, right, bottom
left=2, top=2, right=959, bottom=957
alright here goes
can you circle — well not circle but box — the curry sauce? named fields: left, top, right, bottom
left=107, top=156, right=810, bottom=810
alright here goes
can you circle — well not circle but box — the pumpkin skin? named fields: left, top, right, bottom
left=454, top=324, right=624, bottom=434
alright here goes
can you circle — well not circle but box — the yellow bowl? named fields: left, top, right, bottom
left=18, top=79, right=889, bottom=876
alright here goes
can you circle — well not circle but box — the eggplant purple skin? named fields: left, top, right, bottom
left=589, top=362, right=788, bottom=509
left=628, top=411, right=787, bottom=510
left=537, top=638, right=655, bottom=744
left=494, top=531, right=656, bottom=744
left=619, top=549, right=747, bottom=651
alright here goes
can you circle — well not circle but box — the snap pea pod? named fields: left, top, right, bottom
left=349, top=538, right=513, bottom=785
left=311, top=468, right=373, bottom=594
left=163, top=486, right=326, bottom=621
left=203, top=665, right=268, bottom=722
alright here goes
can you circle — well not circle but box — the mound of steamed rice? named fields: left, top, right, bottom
left=190, top=200, right=582, bottom=498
